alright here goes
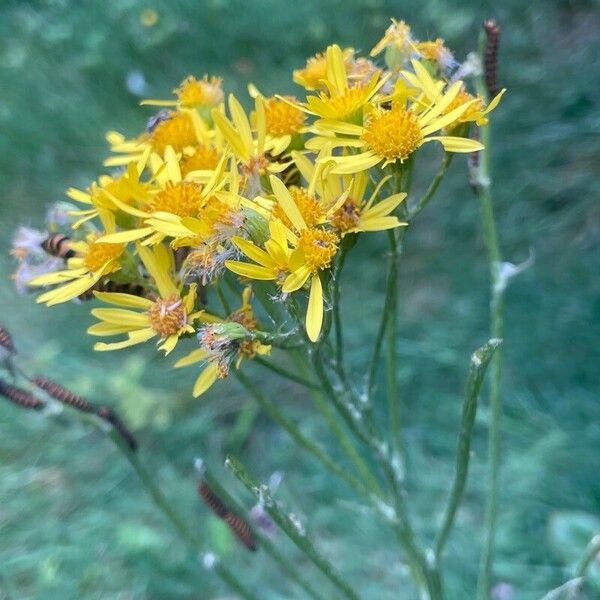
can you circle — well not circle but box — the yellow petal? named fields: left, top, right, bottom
left=193, top=364, right=219, bottom=397
left=270, top=175, right=307, bottom=231
left=158, top=334, right=178, bottom=355
left=327, top=152, right=381, bottom=175
left=225, top=260, right=275, bottom=281
left=282, top=265, right=311, bottom=293
left=231, top=237, right=276, bottom=268
left=174, top=348, right=209, bottom=368
left=425, top=136, right=484, bottom=153
left=306, top=275, right=323, bottom=342
left=91, top=308, right=150, bottom=327
left=94, top=328, right=156, bottom=351
left=97, top=228, right=154, bottom=244
left=93, top=291, right=153, bottom=309
left=228, top=94, right=253, bottom=153
left=137, top=244, right=178, bottom=298
left=87, top=322, right=141, bottom=336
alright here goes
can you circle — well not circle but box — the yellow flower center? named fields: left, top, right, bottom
left=181, top=145, right=221, bottom=176
left=297, top=229, right=339, bottom=272
left=175, top=76, right=224, bottom=108
left=273, top=188, right=324, bottom=229
left=362, top=107, right=422, bottom=162
left=331, top=198, right=361, bottom=232
left=84, top=241, right=124, bottom=271
left=319, top=84, right=370, bottom=121
left=264, top=97, right=305, bottom=136
left=150, top=181, right=202, bottom=217
left=151, top=112, right=197, bottom=154
left=147, top=295, right=187, bottom=337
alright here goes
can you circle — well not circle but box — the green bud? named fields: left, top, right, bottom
left=243, top=208, right=270, bottom=245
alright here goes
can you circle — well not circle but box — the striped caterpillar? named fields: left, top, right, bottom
left=198, top=481, right=257, bottom=552
left=483, top=20, right=501, bottom=98
left=0, top=380, right=45, bottom=410
left=32, top=376, right=95, bottom=413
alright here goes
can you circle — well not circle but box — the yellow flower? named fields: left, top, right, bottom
left=174, top=287, right=270, bottom=396
left=248, top=84, right=306, bottom=155
left=212, top=94, right=288, bottom=180
left=98, top=148, right=227, bottom=246
left=290, top=151, right=406, bottom=235
left=271, top=175, right=339, bottom=341
left=141, top=75, right=224, bottom=110
left=29, top=211, right=125, bottom=306
left=89, top=244, right=206, bottom=355
left=104, top=108, right=208, bottom=167
left=225, top=218, right=293, bottom=285
left=293, top=45, right=388, bottom=123
left=293, top=47, right=355, bottom=90
left=66, top=151, right=152, bottom=228
left=310, top=63, right=484, bottom=175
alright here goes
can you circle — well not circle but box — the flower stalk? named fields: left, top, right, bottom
left=225, top=455, right=361, bottom=600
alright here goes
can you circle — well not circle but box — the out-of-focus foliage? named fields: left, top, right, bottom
left=0, top=1, right=599, bottom=599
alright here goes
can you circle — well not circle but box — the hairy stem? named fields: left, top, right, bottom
left=385, top=229, right=403, bottom=456
left=225, top=456, right=360, bottom=600
left=434, top=340, right=502, bottom=558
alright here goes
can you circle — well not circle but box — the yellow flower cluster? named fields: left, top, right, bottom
left=21, top=19, right=503, bottom=397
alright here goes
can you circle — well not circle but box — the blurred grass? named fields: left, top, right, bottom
left=1, top=0, right=599, bottom=598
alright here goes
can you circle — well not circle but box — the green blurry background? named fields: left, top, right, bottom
left=1, top=0, right=599, bottom=598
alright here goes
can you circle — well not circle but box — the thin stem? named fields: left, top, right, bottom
left=409, top=153, right=453, bottom=220
left=201, top=466, right=327, bottom=600
left=234, top=370, right=372, bottom=499
left=475, top=30, right=506, bottom=600
left=215, top=285, right=232, bottom=315
left=434, top=340, right=502, bottom=558
left=385, top=229, right=403, bottom=455
left=254, top=355, right=320, bottom=390
left=225, top=455, right=360, bottom=600
left=333, top=244, right=349, bottom=381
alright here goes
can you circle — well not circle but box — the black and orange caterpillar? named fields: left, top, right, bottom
left=0, top=379, right=45, bottom=410
left=32, top=376, right=95, bottom=413
left=483, top=20, right=501, bottom=99
left=198, top=481, right=257, bottom=551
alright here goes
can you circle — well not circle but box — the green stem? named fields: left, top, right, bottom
left=434, top=340, right=502, bottom=558
left=409, top=153, right=453, bottom=220
left=284, top=297, right=383, bottom=496
left=234, top=370, right=372, bottom=499
left=333, top=244, right=349, bottom=382
left=201, top=466, right=327, bottom=600
left=475, top=31, right=506, bottom=600
left=385, top=229, right=403, bottom=456
left=225, top=456, right=360, bottom=600
left=254, top=355, right=321, bottom=389
left=215, top=285, right=232, bottom=315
